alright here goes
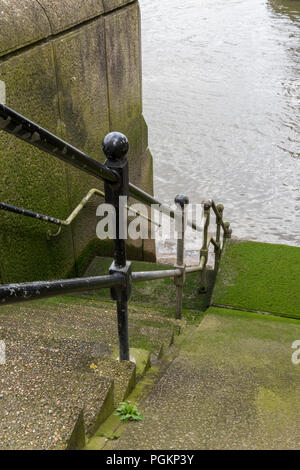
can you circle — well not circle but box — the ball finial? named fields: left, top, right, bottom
left=175, top=194, right=189, bottom=208
left=203, top=200, right=212, bottom=211
left=102, top=132, right=129, bottom=160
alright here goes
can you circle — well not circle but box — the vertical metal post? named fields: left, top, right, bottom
left=102, top=132, right=131, bottom=361
left=174, top=194, right=189, bottom=319
left=199, top=200, right=211, bottom=293
left=215, top=204, right=224, bottom=271
left=224, top=221, right=232, bottom=240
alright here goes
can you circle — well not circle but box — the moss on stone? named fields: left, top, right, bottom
left=0, top=1, right=51, bottom=57
left=37, top=0, right=105, bottom=35
left=84, top=256, right=212, bottom=314
left=0, top=1, right=155, bottom=283
left=107, top=308, right=300, bottom=450
left=129, top=348, right=151, bottom=379
left=0, top=44, right=76, bottom=282
left=103, top=0, right=135, bottom=14
left=212, top=239, right=300, bottom=318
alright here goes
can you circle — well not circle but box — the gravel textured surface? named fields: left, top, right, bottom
left=0, top=297, right=175, bottom=449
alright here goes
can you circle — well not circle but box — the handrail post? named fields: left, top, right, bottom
left=174, top=194, right=189, bottom=319
left=199, top=200, right=211, bottom=293
left=215, top=203, right=224, bottom=270
left=103, top=132, right=131, bottom=361
left=224, top=221, right=232, bottom=240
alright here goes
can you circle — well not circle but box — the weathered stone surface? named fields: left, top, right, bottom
left=103, top=0, right=135, bottom=13
left=0, top=0, right=155, bottom=282
left=53, top=19, right=111, bottom=275
left=104, top=4, right=154, bottom=191
left=0, top=0, right=136, bottom=57
left=0, top=292, right=178, bottom=448
left=0, top=0, right=51, bottom=56
left=37, top=0, right=105, bottom=34
left=0, top=44, right=75, bottom=282
left=111, top=310, right=300, bottom=450
left=104, top=3, right=142, bottom=140
left=104, top=2, right=155, bottom=259
left=0, top=310, right=114, bottom=449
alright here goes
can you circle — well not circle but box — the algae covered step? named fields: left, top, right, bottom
left=212, top=239, right=300, bottom=318
left=109, top=308, right=300, bottom=450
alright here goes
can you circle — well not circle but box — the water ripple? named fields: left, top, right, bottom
left=140, top=0, right=300, bottom=254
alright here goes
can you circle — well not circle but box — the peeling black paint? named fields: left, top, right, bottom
left=0, top=273, right=125, bottom=305
left=0, top=201, right=62, bottom=225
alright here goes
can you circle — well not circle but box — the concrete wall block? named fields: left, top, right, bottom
left=0, top=0, right=51, bottom=57
left=103, top=0, right=136, bottom=14
left=53, top=19, right=111, bottom=274
left=37, top=0, right=105, bottom=35
left=0, top=44, right=75, bottom=282
left=0, top=0, right=155, bottom=281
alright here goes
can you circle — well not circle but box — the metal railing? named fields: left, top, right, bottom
left=0, top=103, right=231, bottom=360
left=0, top=187, right=160, bottom=239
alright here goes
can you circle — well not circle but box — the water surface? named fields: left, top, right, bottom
left=139, top=0, right=300, bottom=256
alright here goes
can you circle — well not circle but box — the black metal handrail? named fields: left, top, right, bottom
left=0, top=265, right=204, bottom=305
left=0, top=104, right=201, bottom=232
left=0, top=273, right=125, bottom=304
left=0, top=104, right=117, bottom=183
left=0, top=104, right=231, bottom=361
left=0, top=201, right=62, bottom=226
left=0, top=188, right=161, bottom=239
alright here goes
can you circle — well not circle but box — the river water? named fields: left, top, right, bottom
left=139, top=0, right=300, bottom=259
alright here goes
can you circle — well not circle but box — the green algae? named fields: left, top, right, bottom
left=104, top=309, right=300, bottom=450
left=212, top=240, right=300, bottom=318
left=0, top=1, right=155, bottom=283
left=83, top=256, right=212, bottom=313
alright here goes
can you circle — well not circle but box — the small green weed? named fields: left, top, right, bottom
left=114, top=401, right=144, bottom=422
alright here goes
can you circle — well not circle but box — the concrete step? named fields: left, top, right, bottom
left=0, top=254, right=210, bottom=449
left=0, top=340, right=115, bottom=449
left=0, top=295, right=179, bottom=449
left=4, top=298, right=178, bottom=360
left=108, top=308, right=300, bottom=450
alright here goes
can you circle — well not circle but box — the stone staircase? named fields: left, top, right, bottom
left=103, top=240, right=300, bottom=450
left=0, top=257, right=208, bottom=449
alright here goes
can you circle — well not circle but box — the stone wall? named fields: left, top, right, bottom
left=0, top=0, right=155, bottom=283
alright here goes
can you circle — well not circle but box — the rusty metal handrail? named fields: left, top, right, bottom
left=172, top=197, right=231, bottom=318
left=0, top=188, right=161, bottom=239
left=198, top=199, right=232, bottom=292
